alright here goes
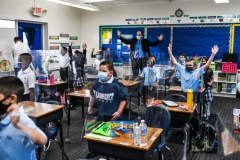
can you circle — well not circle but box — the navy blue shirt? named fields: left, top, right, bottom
left=90, top=77, right=128, bottom=117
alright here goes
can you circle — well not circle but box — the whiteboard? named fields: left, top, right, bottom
left=0, top=28, right=17, bottom=52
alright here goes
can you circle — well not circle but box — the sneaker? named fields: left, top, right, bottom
left=207, top=110, right=210, bottom=117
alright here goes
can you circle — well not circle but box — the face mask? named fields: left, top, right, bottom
left=61, top=51, right=66, bottom=56
left=136, top=36, right=141, bottom=40
left=186, top=66, right=194, bottom=72
left=96, top=55, right=101, bottom=60
left=179, top=58, right=185, bottom=63
left=98, top=71, right=108, bottom=81
left=0, top=95, right=11, bottom=115
left=200, top=62, right=206, bottom=67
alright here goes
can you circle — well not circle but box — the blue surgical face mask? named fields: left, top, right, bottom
left=136, top=36, right=141, bottom=40
left=96, top=55, right=101, bottom=60
left=98, top=71, right=108, bottom=81
left=179, top=58, right=185, bottom=63
left=61, top=51, right=66, bottom=56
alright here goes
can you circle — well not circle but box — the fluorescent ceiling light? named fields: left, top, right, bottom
left=47, top=0, right=99, bottom=11
left=214, top=0, right=229, bottom=3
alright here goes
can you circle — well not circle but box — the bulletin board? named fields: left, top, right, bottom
left=231, top=24, right=240, bottom=69
left=100, top=23, right=239, bottom=67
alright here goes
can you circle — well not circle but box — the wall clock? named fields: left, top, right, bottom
left=175, top=8, right=183, bottom=17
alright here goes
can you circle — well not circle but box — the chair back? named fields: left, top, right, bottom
left=84, top=66, right=93, bottom=75
left=164, top=94, right=187, bottom=102
left=144, top=106, right=171, bottom=142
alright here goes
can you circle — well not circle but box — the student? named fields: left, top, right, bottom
left=87, top=61, right=128, bottom=122
left=0, top=76, right=47, bottom=160
left=69, top=42, right=87, bottom=89
left=50, top=47, right=71, bottom=81
left=173, top=53, right=186, bottom=86
left=201, top=57, right=214, bottom=120
left=91, top=47, right=104, bottom=58
left=17, top=53, right=35, bottom=102
left=135, top=56, right=160, bottom=105
left=167, top=44, right=219, bottom=98
left=93, top=51, right=105, bottom=71
left=104, top=47, right=113, bottom=61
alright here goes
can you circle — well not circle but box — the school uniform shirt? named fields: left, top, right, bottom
left=175, top=62, right=185, bottom=79
left=140, top=65, right=159, bottom=86
left=11, top=42, right=31, bottom=68
left=0, top=106, right=47, bottom=160
left=176, top=63, right=205, bottom=92
left=90, top=76, right=128, bottom=117
left=17, top=67, right=35, bottom=95
left=94, top=59, right=104, bottom=71
left=54, top=53, right=70, bottom=68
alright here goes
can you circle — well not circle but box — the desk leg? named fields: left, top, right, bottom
left=188, top=125, right=193, bottom=160
left=59, top=120, right=64, bottom=148
left=82, top=105, right=85, bottom=119
left=65, top=103, right=71, bottom=144
left=200, top=103, right=202, bottom=122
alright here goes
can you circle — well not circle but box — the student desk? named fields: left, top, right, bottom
left=36, top=81, right=68, bottom=103
left=84, top=127, right=163, bottom=160
left=20, top=101, right=64, bottom=147
left=148, top=101, right=197, bottom=158
left=66, top=89, right=91, bottom=143
left=169, top=86, right=206, bottom=122
left=86, top=74, right=98, bottom=81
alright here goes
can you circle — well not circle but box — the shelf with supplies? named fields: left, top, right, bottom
left=212, top=70, right=237, bottom=98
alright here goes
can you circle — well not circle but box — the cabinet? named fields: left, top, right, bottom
left=212, top=71, right=237, bottom=98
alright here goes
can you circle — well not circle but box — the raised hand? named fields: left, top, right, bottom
left=82, top=43, right=87, bottom=50
left=211, top=45, right=219, bottom=55
left=158, top=34, right=164, bottom=41
left=92, top=48, right=95, bottom=53
left=117, top=30, right=121, bottom=37
left=69, top=41, right=73, bottom=46
left=168, top=43, right=172, bottom=53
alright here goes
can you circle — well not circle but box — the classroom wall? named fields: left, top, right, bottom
left=0, top=0, right=82, bottom=51
left=79, top=0, right=240, bottom=65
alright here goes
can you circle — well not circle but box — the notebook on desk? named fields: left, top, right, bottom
left=162, top=100, right=179, bottom=107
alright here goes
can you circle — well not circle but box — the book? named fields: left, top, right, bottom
left=110, top=121, right=134, bottom=138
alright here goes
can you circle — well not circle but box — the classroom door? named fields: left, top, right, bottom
left=18, top=22, right=42, bottom=50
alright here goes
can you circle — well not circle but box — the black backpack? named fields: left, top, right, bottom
left=194, top=121, right=218, bottom=153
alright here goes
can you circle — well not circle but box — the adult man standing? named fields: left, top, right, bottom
left=117, top=30, right=164, bottom=78
left=11, top=37, right=31, bottom=76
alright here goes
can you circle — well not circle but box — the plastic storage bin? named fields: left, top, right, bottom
left=210, top=62, right=217, bottom=71
left=222, top=62, right=237, bottom=73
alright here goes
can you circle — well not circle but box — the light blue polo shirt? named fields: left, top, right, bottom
left=134, top=40, right=144, bottom=58
left=0, top=106, right=47, bottom=160
left=141, top=66, right=159, bottom=86
left=175, top=62, right=185, bottom=79
left=176, top=63, right=205, bottom=92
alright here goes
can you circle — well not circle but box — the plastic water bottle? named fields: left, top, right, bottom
left=139, top=120, right=148, bottom=147
left=134, top=126, right=140, bottom=146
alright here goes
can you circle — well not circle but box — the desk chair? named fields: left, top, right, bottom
left=163, top=94, right=188, bottom=160
left=84, top=65, right=94, bottom=75
left=144, top=106, right=173, bottom=160
left=39, top=100, right=69, bottom=160
left=128, top=79, right=144, bottom=120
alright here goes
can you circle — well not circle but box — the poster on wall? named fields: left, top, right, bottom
left=125, top=18, right=132, bottom=25
left=72, top=45, right=80, bottom=49
left=50, top=46, right=59, bottom=50
left=70, top=36, right=78, bottom=40
left=102, top=29, right=112, bottom=44
left=49, top=35, right=59, bottom=40
left=155, top=18, right=161, bottom=24
left=60, top=33, right=69, bottom=37
left=140, top=18, right=146, bottom=24
left=0, top=52, right=14, bottom=72
left=121, top=34, right=133, bottom=46
left=161, top=18, right=170, bottom=24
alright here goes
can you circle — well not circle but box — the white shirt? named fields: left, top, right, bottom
left=17, top=67, right=35, bottom=94
left=11, top=41, right=31, bottom=68
left=94, top=59, right=104, bottom=71
left=53, top=53, right=70, bottom=68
